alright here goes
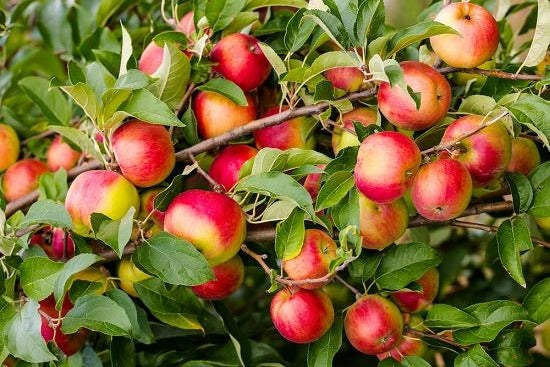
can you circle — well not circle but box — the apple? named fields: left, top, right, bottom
left=440, top=114, right=512, bottom=186
left=194, top=91, right=257, bottom=139
left=354, top=131, right=421, bottom=204
left=535, top=217, right=550, bottom=233
left=0, top=124, right=20, bottom=172
left=111, top=120, right=175, bottom=188
left=303, top=165, right=326, bottom=201
left=322, top=283, right=355, bottom=310
left=411, top=158, right=472, bottom=221
left=430, top=2, right=499, bottom=68
left=377, top=335, right=426, bottom=361
left=378, top=61, right=451, bottom=131
left=47, top=135, right=81, bottom=172
left=72, top=267, right=110, bottom=294
left=209, top=145, right=258, bottom=191
left=164, top=189, right=246, bottom=265
left=210, top=33, right=271, bottom=92
left=192, top=255, right=244, bottom=300
left=324, top=67, right=364, bottom=93
left=253, top=106, right=315, bottom=150
left=392, top=267, right=439, bottom=313
left=51, top=228, right=75, bottom=260
left=39, top=295, right=88, bottom=356
left=270, top=287, right=334, bottom=344
left=65, top=170, right=140, bottom=236
left=2, top=159, right=48, bottom=201
left=117, top=257, right=152, bottom=297
left=282, top=229, right=338, bottom=289
left=359, top=193, right=408, bottom=250
left=384, top=0, right=431, bottom=29
left=176, top=11, right=195, bottom=35
left=332, top=107, right=377, bottom=155
left=344, top=295, right=404, bottom=355
left=139, top=188, right=166, bottom=228
left=506, top=137, right=541, bottom=176
left=453, top=59, right=496, bottom=87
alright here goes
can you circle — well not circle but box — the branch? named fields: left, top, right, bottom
left=438, top=67, right=542, bottom=81
left=406, top=328, right=465, bottom=350
left=187, top=153, right=225, bottom=193
left=409, top=201, right=514, bottom=227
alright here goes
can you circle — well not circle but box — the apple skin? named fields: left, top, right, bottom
left=65, top=170, right=140, bottom=236
left=117, top=257, right=152, bottom=297
left=354, top=131, right=421, bottom=204
left=535, top=217, right=550, bottom=233
left=254, top=106, right=315, bottom=150
left=430, top=2, right=499, bottom=68
left=194, top=91, right=257, bottom=139
left=139, top=188, right=166, bottom=228
left=176, top=11, right=195, bottom=35
left=378, top=61, right=451, bottom=131
left=47, top=135, right=81, bottom=172
left=506, top=137, right=541, bottom=176
left=332, top=107, right=377, bottom=155
left=440, top=115, right=512, bottom=186
left=270, top=287, right=334, bottom=344
left=39, top=295, right=88, bottom=356
left=303, top=165, right=326, bottom=201
left=2, top=159, right=48, bottom=202
left=192, top=255, right=244, bottom=300
left=282, top=229, right=338, bottom=289
left=411, top=158, right=472, bottom=221
left=72, top=267, right=110, bottom=294
left=344, top=295, right=404, bottom=355
left=324, top=67, right=364, bottom=93
left=164, top=189, right=247, bottom=266
left=391, top=267, right=439, bottom=314
left=209, top=145, right=258, bottom=191
left=138, top=42, right=165, bottom=75
left=210, top=33, right=271, bottom=92
left=359, top=194, right=408, bottom=250
left=377, top=335, right=426, bottom=361
left=0, top=124, right=20, bottom=172
left=51, top=228, right=75, bottom=260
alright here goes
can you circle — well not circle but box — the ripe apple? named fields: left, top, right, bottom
left=192, top=255, right=244, bottom=300
left=354, top=131, right=421, bottom=204
left=359, top=194, right=408, bottom=250
left=344, top=295, right=404, bottom=355
left=211, top=33, right=271, bottom=92
left=324, top=67, right=364, bottom=93
left=176, top=11, right=195, bottom=35
left=139, top=188, right=166, bottom=228
left=282, top=229, right=338, bottom=289
left=65, top=170, right=140, bottom=236
left=440, top=114, right=512, bottom=186
left=47, top=135, right=81, bottom=172
left=117, top=257, right=152, bottom=297
left=378, top=61, right=451, bottom=131
left=209, top=145, right=258, bottom=191
left=411, top=158, right=472, bottom=221
left=303, top=165, right=326, bottom=201
left=332, top=107, right=377, bottom=155
left=0, top=124, right=20, bottom=172
left=2, top=159, right=48, bottom=201
left=164, top=189, right=246, bottom=265
left=430, top=2, right=499, bottom=68
left=270, top=287, right=334, bottom=344
left=194, top=91, right=257, bottom=139
left=51, top=228, right=75, bottom=260
left=254, top=106, right=315, bottom=150
left=392, top=267, right=439, bottom=313
left=39, top=295, right=88, bottom=356
left=377, top=335, right=426, bottom=361
left=111, top=120, right=175, bottom=187
left=506, top=137, right=541, bottom=176
left=72, top=267, right=110, bottom=294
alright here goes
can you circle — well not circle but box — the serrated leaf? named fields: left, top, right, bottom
left=425, top=304, right=480, bottom=329
left=119, top=23, right=132, bottom=76
left=315, top=171, right=354, bottom=211
left=119, top=88, right=184, bottom=127
left=205, top=0, right=246, bottom=32
left=355, top=0, right=385, bottom=47
left=284, top=8, right=316, bottom=53
left=503, top=93, right=550, bottom=150
left=20, top=257, right=63, bottom=301
left=275, top=208, right=305, bottom=260
left=493, top=329, right=536, bottom=367
left=106, top=289, right=154, bottom=344
left=91, top=207, right=135, bottom=258
left=307, top=314, right=343, bottom=367
left=20, top=199, right=72, bottom=229
left=149, top=43, right=191, bottom=109
left=387, top=21, right=457, bottom=56
left=505, top=173, right=534, bottom=213
left=523, top=278, right=550, bottom=324
left=18, top=76, right=70, bottom=125
left=497, top=217, right=532, bottom=287
left=519, top=0, right=550, bottom=69
left=60, top=82, right=99, bottom=123
left=53, top=253, right=102, bottom=307
left=454, top=344, right=498, bottom=367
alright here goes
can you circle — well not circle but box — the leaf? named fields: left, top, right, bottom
left=323, top=0, right=359, bottom=46
left=110, top=337, right=135, bottom=367
left=307, top=314, right=343, bottom=367
left=275, top=208, right=306, bottom=260
left=222, top=11, right=259, bottom=36
left=18, top=76, right=70, bottom=125
left=519, top=0, right=550, bottom=69
left=375, top=242, right=441, bottom=290
left=96, top=0, right=127, bottom=26
left=20, top=257, right=64, bottom=301
left=53, top=253, right=102, bottom=307
left=505, top=173, right=534, bottom=213
left=149, top=43, right=191, bottom=109
left=154, top=174, right=187, bottom=211
left=493, top=329, right=536, bottom=367
left=315, top=171, right=354, bottom=211
left=20, top=199, right=72, bottom=229
left=60, top=82, right=100, bottom=122
left=529, top=161, right=550, bottom=190
left=347, top=252, right=382, bottom=284
left=503, top=93, right=550, bottom=150
left=61, top=294, right=132, bottom=336
left=304, top=9, right=350, bottom=50
left=49, top=125, right=104, bottom=162
left=325, top=146, right=358, bottom=174
left=106, top=289, right=154, bottom=344
left=119, top=23, right=132, bottom=76
left=355, top=0, right=385, bottom=47
left=284, top=9, right=316, bottom=53
left=303, top=51, right=360, bottom=83
left=91, top=207, right=135, bottom=258
left=205, top=0, right=246, bottom=32
left=331, top=187, right=360, bottom=231
left=523, top=278, right=550, bottom=324
left=459, top=95, right=497, bottom=115
left=284, top=148, right=331, bottom=169
left=244, top=0, right=308, bottom=10
left=530, top=177, right=550, bottom=217
left=454, top=344, right=498, bottom=367
left=133, top=231, right=213, bottom=286
left=425, top=304, right=480, bottom=329
left=387, top=21, right=457, bottom=56
left=259, top=42, right=286, bottom=77
left=497, top=217, right=533, bottom=287
left=119, top=88, right=184, bottom=127
left=114, top=69, right=150, bottom=90
left=197, top=78, right=248, bottom=106
left=38, top=169, right=68, bottom=202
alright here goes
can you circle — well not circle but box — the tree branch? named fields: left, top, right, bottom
left=438, top=67, right=542, bottom=81
left=187, top=153, right=225, bottom=193
left=406, top=328, right=465, bottom=350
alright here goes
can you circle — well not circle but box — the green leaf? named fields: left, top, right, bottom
left=425, top=304, right=480, bottom=329
left=387, top=21, right=457, bottom=56
left=259, top=42, right=287, bottom=77
left=454, top=344, right=498, bottom=367
left=523, top=278, right=550, bottom=324
left=284, top=9, right=316, bottom=53
left=18, top=76, right=70, bottom=125
left=114, top=69, right=150, bottom=90
left=243, top=0, right=307, bottom=10
left=519, top=0, right=550, bottom=69
left=20, top=257, right=63, bottom=301
left=304, top=10, right=350, bottom=50
left=119, top=88, right=184, bottom=127
left=205, top=0, right=246, bottom=32
left=347, top=252, right=382, bottom=284
left=149, top=43, right=191, bottom=109
left=20, top=199, right=72, bottom=229
left=60, top=82, right=100, bottom=123
left=493, top=329, right=536, bottom=367
left=49, top=126, right=104, bottom=163
left=37, top=0, right=72, bottom=54
left=529, top=161, right=550, bottom=190
left=316, top=171, right=354, bottom=211
left=106, top=289, right=154, bottom=344
left=197, top=78, right=248, bottom=106
left=325, top=146, right=358, bottom=174
left=505, top=173, right=534, bottom=213
left=61, top=294, right=132, bottom=336
left=110, top=337, right=135, bottom=367
left=303, top=51, right=360, bottom=83
left=331, top=187, right=360, bottom=231
left=503, top=93, right=550, bottom=150
left=530, top=177, right=550, bottom=217
left=92, top=50, right=121, bottom=77
left=96, top=0, right=127, bottom=26
left=222, top=11, right=259, bottom=36
left=53, top=253, right=102, bottom=307
left=154, top=174, right=187, bottom=211
left=375, top=242, right=441, bottom=290
left=38, top=169, right=68, bottom=202
left=91, top=207, right=135, bottom=258
left=307, top=314, right=343, bottom=367
left=275, top=208, right=306, bottom=260
left=459, top=95, right=497, bottom=115
left=133, top=231, right=213, bottom=286
left=355, top=0, right=385, bottom=47
left=324, top=0, right=360, bottom=46
left=497, top=217, right=532, bottom=287
left=119, top=23, right=132, bottom=76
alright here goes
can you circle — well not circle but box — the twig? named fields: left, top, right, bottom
left=22, top=130, right=55, bottom=145
left=406, top=328, right=465, bottom=350
left=187, top=153, right=225, bottom=193
left=519, top=133, right=544, bottom=144
left=408, top=201, right=514, bottom=227
left=335, top=274, right=361, bottom=297
left=438, top=67, right=542, bottom=81
left=176, top=82, right=196, bottom=119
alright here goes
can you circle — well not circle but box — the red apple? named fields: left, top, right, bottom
left=392, top=267, right=439, bottom=313
left=47, top=135, right=81, bottom=172
left=345, top=295, right=404, bottom=355
left=506, top=137, right=541, bottom=176
left=138, top=42, right=165, bottom=75
left=192, top=255, right=244, bottom=300
left=210, top=33, right=271, bottom=92
left=2, top=159, right=48, bottom=201
left=359, top=194, right=408, bottom=250
left=139, top=188, right=166, bottom=228
left=111, top=120, right=175, bottom=188
left=194, top=91, right=257, bottom=139
left=51, top=228, right=75, bottom=260
left=324, top=67, right=364, bottom=93
left=411, top=158, right=472, bottom=221
left=176, top=11, right=195, bottom=35
left=303, top=165, right=326, bottom=200
left=332, top=107, right=377, bottom=155
left=378, top=61, right=451, bottom=131
left=354, top=131, right=421, bottom=204
left=209, top=145, right=258, bottom=191
left=270, top=288, right=334, bottom=344
left=0, top=124, right=20, bottom=172
left=254, top=106, right=315, bottom=150
left=430, top=2, right=499, bottom=68
left=377, top=335, right=426, bottom=361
